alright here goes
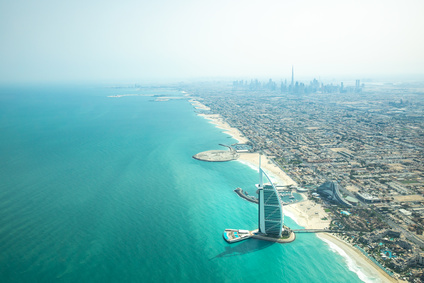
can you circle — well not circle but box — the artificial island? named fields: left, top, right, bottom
left=223, top=157, right=295, bottom=244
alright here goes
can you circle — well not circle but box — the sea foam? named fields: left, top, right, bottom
left=320, top=237, right=382, bottom=283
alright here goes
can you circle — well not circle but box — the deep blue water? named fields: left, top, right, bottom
left=0, top=85, right=372, bottom=282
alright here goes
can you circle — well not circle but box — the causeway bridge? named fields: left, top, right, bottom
left=292, top=229, right=345, bottom=233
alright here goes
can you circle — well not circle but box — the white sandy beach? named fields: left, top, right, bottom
left=318, top=233, right=398, bottom=283
left=189, top=99, right=211, bottom=111
left=285, top=200, right=331, bottom=229
left=198, top=113, right=249, bottom=144
left=237, top=152, right=297, bottom=186
left=190, top=99, right=249, bottom=144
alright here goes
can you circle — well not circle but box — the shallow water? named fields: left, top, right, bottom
left=0, top=85, right=368, bottom=282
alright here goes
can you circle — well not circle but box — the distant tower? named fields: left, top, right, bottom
left=355, top=79, right=361, bottom=92
left=257, top=156, right=284, bottom=237
left=291, top=65, right=294, bottom=88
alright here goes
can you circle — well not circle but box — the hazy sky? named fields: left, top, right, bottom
left=1, top=0, right=423, bottom=83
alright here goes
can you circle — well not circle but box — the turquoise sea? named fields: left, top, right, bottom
left=0, top=85, right=375, bottom=282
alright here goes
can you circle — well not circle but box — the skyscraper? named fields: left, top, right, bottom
left=291, top=65, right=294, bottom=88
left=355, top=79, right=361, bottom=93
left=257, top=158, right=284, bottom=237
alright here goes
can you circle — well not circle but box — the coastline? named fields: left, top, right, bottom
left=237, top=152, right=297, bottom=187
left=198, top=113, right=249, bottom=144
left=189, top=99, right=249, bottom=144
left=193, top=98, right=398, bottom=283
left=284, top=199, right=331, bottom=229
left=318, top=233, right=398, bottom=283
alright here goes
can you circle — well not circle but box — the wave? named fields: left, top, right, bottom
left=320, top=237, right=382, bottom=283
left=283, top=208, right=300, bottom=226
left=236, top=160, right=259, bottom=172
left=236, top=160, right=286, bottom=186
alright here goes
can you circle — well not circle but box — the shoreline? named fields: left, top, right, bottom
left=318, top=233, right=397, bottom=283
left=198, top=113, right=250, bottom=144
left=237, top=152, right=297, bottom=187
left=189, top=99, right=249, bottom=144
left=236, top=154, right=399, bottom=282
left=237, top=156, right=399, bottom=283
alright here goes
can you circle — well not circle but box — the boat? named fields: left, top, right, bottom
left=223, top=229, right=252, bottom=243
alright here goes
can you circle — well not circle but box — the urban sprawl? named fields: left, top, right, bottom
left=184, top=76, right=424, bottom=282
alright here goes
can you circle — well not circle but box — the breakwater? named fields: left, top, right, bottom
left=234, top=187, right=258, bottom=204
left=193, top=144, right=239, bottom=162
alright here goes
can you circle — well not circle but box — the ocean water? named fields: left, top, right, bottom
left=0, top=85, right=375, bottom=282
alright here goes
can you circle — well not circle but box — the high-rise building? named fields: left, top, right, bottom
left=291, top=65, right=294, bottom=88
left=256, top=159, right=284, bottom=237
left=355, top=79, right=362, bottom=93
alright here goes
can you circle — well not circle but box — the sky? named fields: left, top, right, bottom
left=1, top=0, right=423, bottom=83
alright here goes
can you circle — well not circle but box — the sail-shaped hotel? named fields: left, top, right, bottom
left=257, top=161, right=284, bottom=237
left=223, top=157, right=293, bottom=243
